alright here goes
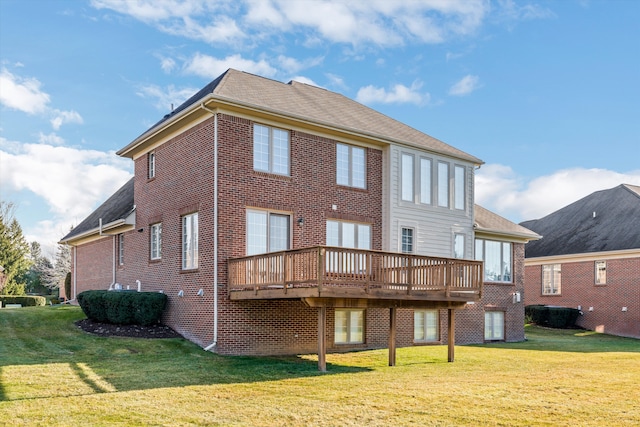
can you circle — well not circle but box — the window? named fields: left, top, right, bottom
left=454, top=165, right=465, bottom=210
left=475, top=239, right=512, bottom=282
left=246, top=210, right=290, bottom=255
left=326, top=220, right=370, bottom=273
left=335, top=309, right=364, bottom=344
left=401, top=153, right=414, bottom=201
left=253, top=124, right=289, bottom=175
left=420, top=157, right=432, bottom=204
left=182, top=213, right=198, bottom=270
left=454, top=233, right=465, bottom=259
left=401, top=227, right=414, bottom=254
left=485, top=311, right=504, bottom=341
left=337, top=143, right=365, bottom=188
left=148, top=152, right=156, bottom=179
left=595, top=261, right=606, bottom=285
left=542, top=264, right=561, bottom=295
left=414, top=310, right=439, bottom=342
left=150, top=223, right=162, bottom=260
left=118, top=234, right=124, bottom=265
left=437, top=162, right=449, bottom=207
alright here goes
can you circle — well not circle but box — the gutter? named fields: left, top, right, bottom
left=200, top=102, right=218, bottom=352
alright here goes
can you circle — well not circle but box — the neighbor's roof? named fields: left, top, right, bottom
left=474, top=205, right=541, bottom=242
left=119, top=69, right=482, bottom=164
left=61, top=178, right=135, bottom=242
left=520, top=184, right=640, bottom=257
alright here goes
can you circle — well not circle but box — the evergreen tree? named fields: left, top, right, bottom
left=0, top=202, right=31, bottom=295
left=53, top=236, right=71, bottom=290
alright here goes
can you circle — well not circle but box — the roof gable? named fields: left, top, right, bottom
left=521, top=184, right=640, bottom=257
left=474, top=205, right=540, bottom=241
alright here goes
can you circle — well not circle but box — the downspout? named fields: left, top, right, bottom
left=201, top=103, right=218, bottom=352
left=99, top=217, right=117, bottom=290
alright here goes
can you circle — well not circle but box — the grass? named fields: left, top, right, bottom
left=1, top=306, right=639, bottom=426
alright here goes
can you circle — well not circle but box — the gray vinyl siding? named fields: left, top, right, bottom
left=385, top=145, right=475, bottom=259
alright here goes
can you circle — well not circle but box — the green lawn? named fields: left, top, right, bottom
left=1, top=306, right=639, bottom=426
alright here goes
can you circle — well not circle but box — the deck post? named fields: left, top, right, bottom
left=448, top=308, right=455, bottom=362
left=318, top=306, right=327, bottom=372
left=389, top=307, right=397, bottom=366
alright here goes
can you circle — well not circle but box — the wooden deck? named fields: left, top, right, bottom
left=228, top=246, right=483, bottom=305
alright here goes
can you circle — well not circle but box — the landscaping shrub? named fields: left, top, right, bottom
left=525, top=305, right=580, bottom=328
left=77, top=290, right=167, bottom=326
left=0, top=295, right=47, bottom=307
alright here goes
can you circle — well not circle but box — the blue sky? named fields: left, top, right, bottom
left=1, top=0, right=639, bottom=258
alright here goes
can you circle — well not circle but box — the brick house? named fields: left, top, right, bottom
left=61, top=69, right=539, bottom=368
left=521, top=184, right=640, bottom=339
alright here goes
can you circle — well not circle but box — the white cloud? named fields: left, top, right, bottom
left=160, top=57, right=177, bottom=73
left=449, top=74, right=480, bottom=96
left=476, top=164, right=640, bottom=222
left=136, top=84, right=198, bottom=112
left=290, top=76, right=321, bottom=87
left=37, top=132, right=65, bottom=146
left=277, top=55, right=324, bottom=75
left=183, top=53, right=277, bottom=79
left=356, top=80, right=430, bottom=105
left=0, top=68, right=50, bottom=114
left=0, top=137, right=132, bottom=219
left=50, top=109, right=83, bottom=130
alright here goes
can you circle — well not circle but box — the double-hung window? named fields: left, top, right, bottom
left=335, top=309, right=364, bottom=344
left=182, top=213, right=198, bottom=270
left=401, top=227, right=414, bottom=254
left=336, top=143, right=365, bottom=188
left=253, top=124, right=289, bottom=175
left=118, top=234, right=124, bottom=265
left=475, top=239, right=512, bottom=282
left=246, top=210, right=290, bottom=255
left=454, top=233, right=465, bottom=259
left=150, top=223, right=162, bottom=260
left=595, top=261, right=606, bottom=285
left=148, top=152, right=156, bottom=179
left=414, top=310, right=439, bottom=342
left=542, top=264, right=561, bottom=295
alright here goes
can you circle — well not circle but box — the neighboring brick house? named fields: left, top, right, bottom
left=61, top=69, right=539, bottom=368
left=521, top=184, right=640, bottom=339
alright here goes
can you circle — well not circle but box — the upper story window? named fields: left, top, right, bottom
left=420, top=157, right=432, bottom=205
left=150, top=223, right=162, bottom=260
left=401, top=153, right=414, bottom=201
left=454, top=165, right=465, bottom=210
left=401, top=227, right=414, bottom=254
left=118, top=234, right=124, bottom=265
left=337, top=143, right=365, bottom=188
left=542, top=264, right=561, bottom=295
left=475, top=239, right=512, bottom=283
left=326, top=220, right=370, bottom=249
left=253, top=124, right=289, bottom=175
left=148, top=152, right=156, bottom=179
left=454, top=233, right=465, bottom=259
left=595, top=261, right=606, bottom=285
left=246, top=210, right=290, bottom=255
left=182, top=212, right=198, bottom=270
left=437, top=162, right=449, bottom=207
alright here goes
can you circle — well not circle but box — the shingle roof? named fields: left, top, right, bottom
left=127, top=69, right=482, bottom=164
left=520, top=184, right=640, bottom=257
left=474, top=205, right=541, bottom=241
left=61, top=178, right=134, bottom=242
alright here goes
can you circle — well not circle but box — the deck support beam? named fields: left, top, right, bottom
left=318, top=306, right=327, bottom=372
left=448, top=308, right=455, bottom=362
left=389, top=307, right=397, bottom=366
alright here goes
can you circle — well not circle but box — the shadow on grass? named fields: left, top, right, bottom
left=470, top=325, right=640, bottom=354
left=0, top=306, right=370, bottom=401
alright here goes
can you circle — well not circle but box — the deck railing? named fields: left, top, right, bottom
left=228, top=246, right=483, bottom=299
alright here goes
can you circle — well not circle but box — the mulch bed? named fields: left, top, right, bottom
left=76, top=318, right=182, bottom=339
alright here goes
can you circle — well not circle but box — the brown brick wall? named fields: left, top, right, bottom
left=524, top=257, right=640, bottom=339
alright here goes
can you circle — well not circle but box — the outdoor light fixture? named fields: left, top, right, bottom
left=197, top=289, right=204, bottom=296
left=297, top=217, right=304, bottom=226
left=178, top=290, right=184, bottom=297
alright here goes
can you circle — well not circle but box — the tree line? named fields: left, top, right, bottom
left=0, top=201, right=70, bottom=296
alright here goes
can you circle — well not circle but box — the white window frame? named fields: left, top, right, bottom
left=253, top=124, right=290, bottom=175
left=401, top=153, right=414, bottom=201
left=454, top=233, right=465, bottom=259
left=414, top=310, right=439, bottom=342
left=485, top=311, right=505, bottom=341
left=118, top=234, right=124, bottom=266
left=337, top=143, right=366, bottom=189
left=595, top=261, right=606, bottom=285
left=475, top=239, right=512, bottom=283
left=335, top=309, right=364, bottom=344
left=454, top=165, right=465, bottom=210
left=437, top=161, right=449, bottom=208
left=542, top=264, right=561, bottom=295
left=182, top=213, right=198, bottom=270
left=148, top=151, right=156, bottom=179
left=419, top=157, right=432, bottom=205
left=401, top=227, right=414, bottom=254
left=150, top=223, right=162, bottom=260
left=246, top=210, right=291, bottom=256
